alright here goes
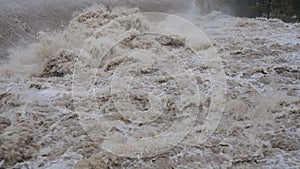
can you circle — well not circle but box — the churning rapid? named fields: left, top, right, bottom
left=0, top=1, right=299, bottom=169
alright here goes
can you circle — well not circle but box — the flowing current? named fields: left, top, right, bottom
left=0, top=1, right=299, bottom=168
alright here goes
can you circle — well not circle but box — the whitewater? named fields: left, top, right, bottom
left=0, top=1, right=299, bottom=168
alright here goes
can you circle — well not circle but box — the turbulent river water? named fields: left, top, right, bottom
left=0, top=1, right=299, bottom=169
